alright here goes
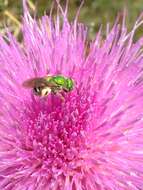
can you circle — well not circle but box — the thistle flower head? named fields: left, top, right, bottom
left=1, top=1, right=143, bottom=189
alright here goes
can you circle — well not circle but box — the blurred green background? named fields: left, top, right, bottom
left=0, top=0, right=143, bottom=39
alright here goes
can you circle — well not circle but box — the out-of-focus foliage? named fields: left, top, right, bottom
left=0, top=0, right=143, bottom=39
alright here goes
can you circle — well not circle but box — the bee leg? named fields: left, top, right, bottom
left=53, top=90, right=65, bottom=101
left=58, top=93, right=65, bottom=101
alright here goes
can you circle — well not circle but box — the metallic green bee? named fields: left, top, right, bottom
left=22, top=75, right=74, bottom=98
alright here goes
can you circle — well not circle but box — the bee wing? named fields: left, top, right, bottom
left=45, top=80, right=59, bottom=88
left=22, top=77, right=48, bottom=88
left=44, top=76, right=61, bottom=88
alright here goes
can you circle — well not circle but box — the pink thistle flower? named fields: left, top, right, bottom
left=1, top=1, right=143, bottom=189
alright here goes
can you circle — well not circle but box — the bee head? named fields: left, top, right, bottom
left=66, top=78, right=74, bottom=91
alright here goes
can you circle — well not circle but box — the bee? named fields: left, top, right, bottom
left=22, top=75, right=74, bottom=98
